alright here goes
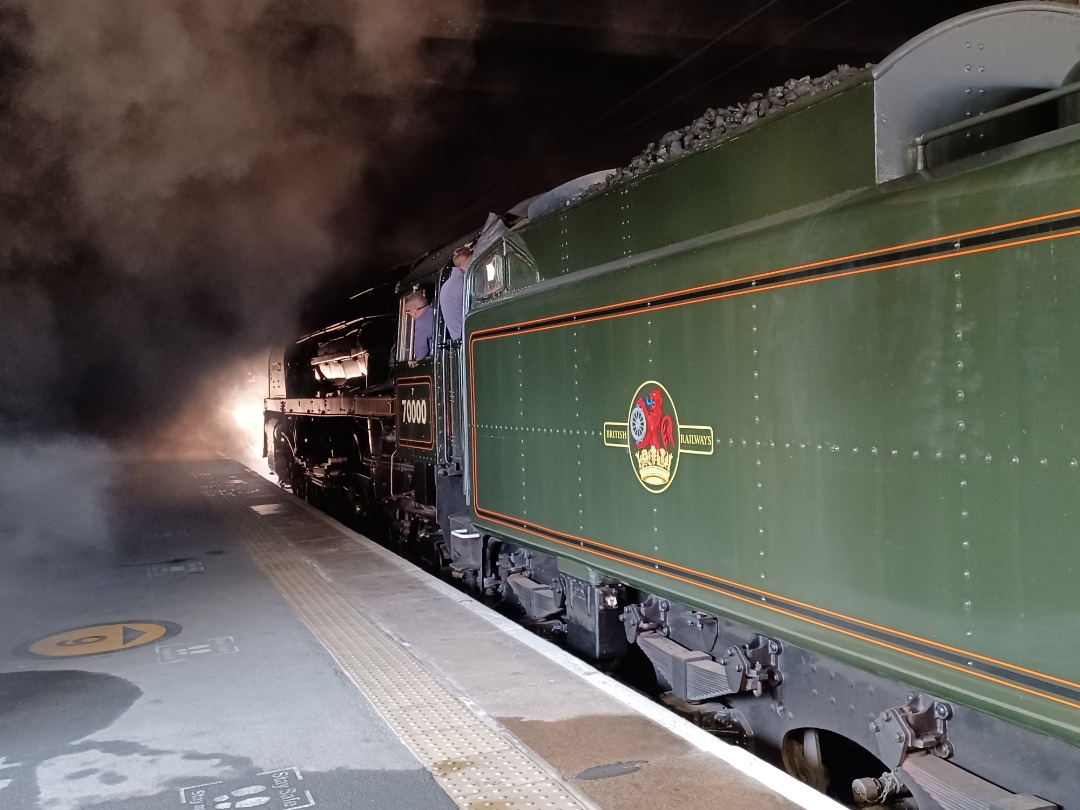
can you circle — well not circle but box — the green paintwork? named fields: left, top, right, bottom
left=512, top=79, right=876, bottom=286
left=464, top=76, right=1080, bottom=747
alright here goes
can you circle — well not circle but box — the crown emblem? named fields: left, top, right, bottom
left=636, top=446, right=673, bottom=484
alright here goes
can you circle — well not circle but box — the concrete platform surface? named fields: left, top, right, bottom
left=0, top=458, right=843, bottom=810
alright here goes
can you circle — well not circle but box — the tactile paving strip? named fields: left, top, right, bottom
left=199, top=476, right=595, bottom=810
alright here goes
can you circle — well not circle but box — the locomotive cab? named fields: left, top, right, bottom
left=394, top=285, right=435, bottom=366
left=390, top=239, right=475, bottom=472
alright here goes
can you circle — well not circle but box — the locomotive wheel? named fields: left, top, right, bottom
left=782, top=728, right=829, bottom=793
left=273, top=445, right=293, bottom=485
left=343, top=483, right=364, bottom=525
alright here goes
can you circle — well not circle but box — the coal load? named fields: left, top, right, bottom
left=584, top=64, right=872, bottom=197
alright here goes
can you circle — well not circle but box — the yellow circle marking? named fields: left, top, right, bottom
left=28, top=622, right=169, bottom=657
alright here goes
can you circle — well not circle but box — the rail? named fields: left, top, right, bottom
left=914, top=78, right=1080, bottom=172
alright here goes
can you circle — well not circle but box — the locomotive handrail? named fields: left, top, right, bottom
left=914, top=78, right=1080, bottom=172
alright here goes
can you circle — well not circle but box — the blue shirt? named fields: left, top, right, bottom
left=413, top=306, right=433, bottom=360
left=439, top=267, right=465, bottom=341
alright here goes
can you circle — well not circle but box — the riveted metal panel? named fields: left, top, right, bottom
left=466, top=125, right=1080, bottom=748
left=516, top=82, right=876, bottom=286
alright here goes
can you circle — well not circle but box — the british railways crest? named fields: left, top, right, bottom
left=603, top=380, right=714, bottom=493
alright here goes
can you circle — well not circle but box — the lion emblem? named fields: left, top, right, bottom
left=632, top=388, right=674, bottom=452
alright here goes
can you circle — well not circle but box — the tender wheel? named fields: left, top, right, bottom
left=783, top=728, right=829, bottom=792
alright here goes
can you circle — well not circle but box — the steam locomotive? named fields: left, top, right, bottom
left=264, top=5, right=1080, bottom=807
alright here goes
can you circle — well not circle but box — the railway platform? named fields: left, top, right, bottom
left=0, top=457, right=842, bottom=810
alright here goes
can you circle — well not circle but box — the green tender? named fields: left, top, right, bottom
left=466, top=75, right=1080, bottom=746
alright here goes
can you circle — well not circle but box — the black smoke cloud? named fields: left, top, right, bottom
left=0, top=0, right=480, bottom=441
left=0, top=0, right=480, bottom=560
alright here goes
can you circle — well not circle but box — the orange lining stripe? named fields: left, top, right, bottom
left=474, top=498, right=1080, bottom=695
left=465, top=207, right=1080, bottom=707
left=471, top=204, right=1080, bottom=340
left=471, top=226, right=1080, bottom=344
left=478, top=509, right=1080, bottom=712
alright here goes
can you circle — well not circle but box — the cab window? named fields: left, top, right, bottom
left=470, top=252, right=505, bottom=305
left=396, top=288, right=433, bottom=363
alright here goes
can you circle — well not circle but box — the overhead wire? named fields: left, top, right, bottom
left=584, top=0, right=783, bottom=131
left=614, top=0, right=859, bottom=139
left=436, top=2, right=790, bottom=241
left=432, top=0, right=858, bottom=249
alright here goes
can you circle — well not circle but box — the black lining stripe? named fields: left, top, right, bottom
left=471, top=210, right=1080, bottom=705
left=471, top=212, right=1080, bottom=343
left=477, top=507, right=1080, bottom=705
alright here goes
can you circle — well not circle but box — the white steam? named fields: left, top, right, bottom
left=0, top=437, right=115, bottom=558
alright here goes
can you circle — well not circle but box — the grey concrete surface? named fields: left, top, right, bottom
left=0, top=456, right=840, bottom=810
left=0, top=460, right=455, bottom=810
left=223, top=460, right=830, bottom=810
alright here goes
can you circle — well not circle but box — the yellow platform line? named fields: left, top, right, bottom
left=201, top=479, right=596, bottom=810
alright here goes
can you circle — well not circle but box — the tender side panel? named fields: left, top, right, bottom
left=517, top=81, right=876, bottom=283
left=468, top=138, right=1080, bottom=745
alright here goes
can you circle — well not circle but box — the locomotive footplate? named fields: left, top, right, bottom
left=264, top=395, right=395, bottom=417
